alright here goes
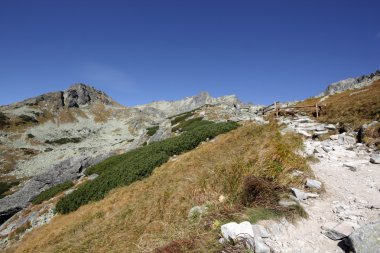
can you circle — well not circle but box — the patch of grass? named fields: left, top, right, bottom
left=56, top=121, right=238, bottom=214
left=147, top=125, right=159, bottom=136
left=246, top=207, right=282, bottom=223
left=0, top=112, right=9, bottom=128
left=32, top=181, right=74, bottom=205
left=45, top=137, right=82, bottom=145
left=0, top=181, right=19, bottom=199
left=298, top=80, right=380, bottom=130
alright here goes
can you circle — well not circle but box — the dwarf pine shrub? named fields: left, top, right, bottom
left=56, top=121, right=238, bottom=214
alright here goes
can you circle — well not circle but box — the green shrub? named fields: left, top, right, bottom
left=45, top=137, right=82, bottom=145
left=56, top=121, right=238, bottom=214
left=32, top=181, right=74, bottom=205
left=172, top=117, right=213, bottom=132
left=170, top=111, right=194, bottom=125
left=146, top=126, right=159, bottom=136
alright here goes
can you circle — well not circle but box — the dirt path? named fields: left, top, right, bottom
left=262, top=116, right=380, bottom=253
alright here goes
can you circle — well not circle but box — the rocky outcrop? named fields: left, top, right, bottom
left=0, top=153, right=111, bottom=225
left=318, top=70, right=380, bottom=97
left=135, top=92, right=243, bottom=117
left=63, top=83, right=114, bottom=108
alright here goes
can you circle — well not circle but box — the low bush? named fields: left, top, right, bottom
left=45, top=137, right=82, bottom=145
left=32, top=181, right=74, bottom=205
left=146, top=126, right=159, bottom=136
left=172, top=117, right=213, bottom=132
left=56, top=121, right=238, bottom=214
left=170, top=111, right=193, bottom=125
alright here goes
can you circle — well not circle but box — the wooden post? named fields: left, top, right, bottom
left=275, top=102, right=279, bottom=117
left=315, top=103, right=319, bottom=118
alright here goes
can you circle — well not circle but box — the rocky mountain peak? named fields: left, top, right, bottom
left=318, top=70, right=380, bottom=97
left=63, top=83, right=115, bottom=108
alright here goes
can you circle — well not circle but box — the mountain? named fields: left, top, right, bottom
left=1, top=76, right=380, bottom=253
left=318, top=69, right=380, bottom=97
left=0, top=84, right=260, bottom=225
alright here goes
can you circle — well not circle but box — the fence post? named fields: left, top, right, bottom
left=315, top=103, right=319, bottom=118
left=275, top=101, right=279, bottom=117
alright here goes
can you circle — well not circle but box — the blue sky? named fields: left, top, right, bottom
left=0, top=0, right=379, bottom=106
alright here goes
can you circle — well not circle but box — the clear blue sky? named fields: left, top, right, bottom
left=0, top=0, right=379, bottom=106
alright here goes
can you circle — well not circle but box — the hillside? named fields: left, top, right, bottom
left=4, top=122, right=312, bottom=252
left=0, top=73, right=379, bottom=253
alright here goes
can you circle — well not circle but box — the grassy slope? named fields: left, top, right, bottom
left=297, top=80, right=380, bottom=130
left=8, top=123, right=311, bottom=253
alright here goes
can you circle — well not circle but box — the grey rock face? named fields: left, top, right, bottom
left=0, top=153, right=110, bottom=225
left=318, top=70, right=380, bottom=97
left=63, top=83, right=114, bottom=108
left=346, top=222, right=380, bottom=253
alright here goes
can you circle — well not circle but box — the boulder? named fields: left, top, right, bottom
left=221, top=221, right=255, bottom=250
left=321, top=221, right=356, bottom=240
left=305, top=179, right=322, bottom=189
left=346, top=221, right=380, bottom=253
left=369, top=154, right=380, bottom=164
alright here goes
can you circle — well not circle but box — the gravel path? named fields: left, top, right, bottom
left=262, top=116, right=380, bottom=253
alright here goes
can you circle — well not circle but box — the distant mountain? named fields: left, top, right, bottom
left=0, top=84, right=259, bottom=224
left=318, top=70, right=380, bottom=97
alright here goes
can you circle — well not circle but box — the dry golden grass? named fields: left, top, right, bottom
left=297, top=80, right=380, bottom=130
left=7, top=123, right=311, bottom=253
left=91, top=103, right=112, bottom=123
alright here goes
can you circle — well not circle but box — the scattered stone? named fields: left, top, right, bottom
left=330, top=134, right=339, bottom=140
left=313, top=147, right=326, bottom=154
left=305, top=179, right=322, bottom=189
left=291, top=188, right=319, bottom=201
left=315, top=125, right=326, bottom=132
left=218, top=195, right=226, bottom=203
left=298, top=130, right=312, bottom=138
left=346, top=221, right=380, bottom=253
left=369, top=154, right=380, bottom=164
left=254, top=236, right=271, bottom=253
left=338, top=134, right=356, bottom=146
left=322, top=146, right=332, bottom=153
left=325, top=124, right=336, bottom=130
left=343, top=163, right=357, bottom=172
left=279, top=198, right=298, bottom=207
